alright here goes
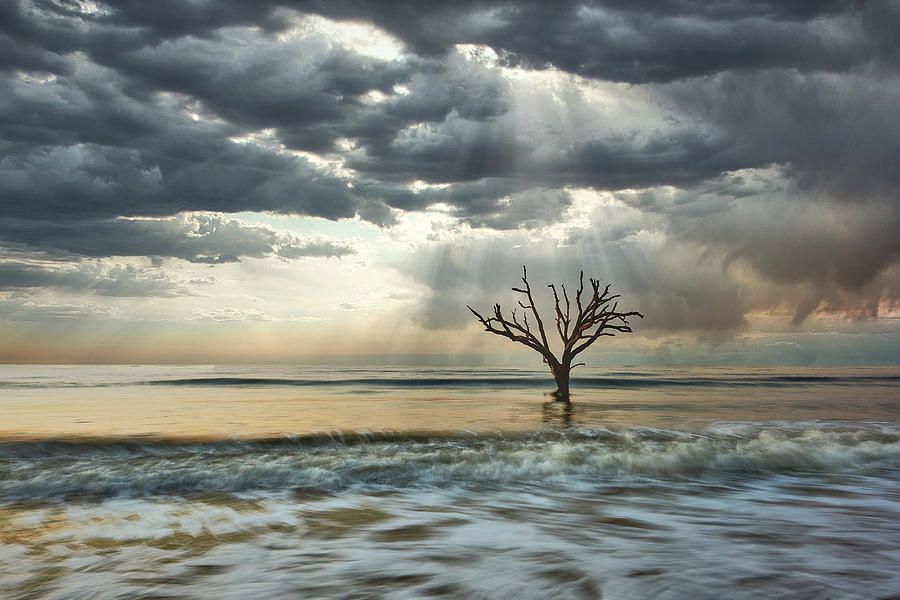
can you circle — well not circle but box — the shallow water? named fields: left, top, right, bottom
left=1, top=365, right=899, bottom=598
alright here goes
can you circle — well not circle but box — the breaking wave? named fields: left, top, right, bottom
left=2, top=423, right=899, bottom=502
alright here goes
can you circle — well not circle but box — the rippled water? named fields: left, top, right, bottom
left=1, top=365, right=899, bottom=598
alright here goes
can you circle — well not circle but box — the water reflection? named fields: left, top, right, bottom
left=542, top=400, right=574, bottom=427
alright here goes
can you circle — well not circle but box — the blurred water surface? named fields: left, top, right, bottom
left=1, top=365, right=899, bottom=598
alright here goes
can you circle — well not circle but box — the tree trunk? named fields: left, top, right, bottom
left=551, top=360, right=571, bottom=401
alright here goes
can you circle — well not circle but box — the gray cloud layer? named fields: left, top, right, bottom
left=0, top=261, right=189, bottom=297
left=0, top=213, right=355, bottom=263
left=1, top=0, right=899, bottom=329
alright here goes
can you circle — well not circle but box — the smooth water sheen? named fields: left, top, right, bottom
left=1, top=365, right=899, bottom=599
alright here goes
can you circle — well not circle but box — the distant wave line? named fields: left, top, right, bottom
left=151, top=374, right=900, bottom=388
left=4, top=373, right=900, bottom=389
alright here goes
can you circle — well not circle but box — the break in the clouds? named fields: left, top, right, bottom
left=0, top=0, right=899, bottom=362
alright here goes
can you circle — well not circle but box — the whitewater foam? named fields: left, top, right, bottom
left=2, top=423, right=899, bottom=502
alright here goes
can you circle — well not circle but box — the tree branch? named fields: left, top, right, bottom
left=468, top=267, right=643, bottom=379
left=516, top=265, right=550, bottom=350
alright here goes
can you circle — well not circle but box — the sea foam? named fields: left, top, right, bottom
left=2, top=423, right=899, bottom=501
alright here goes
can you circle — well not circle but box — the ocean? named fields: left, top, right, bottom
left=1, top=365, right=899, bottom=599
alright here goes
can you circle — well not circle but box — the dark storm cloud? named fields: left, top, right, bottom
left=92, top=32, right=414, bottom=152
left=345, top=115, right=743, bottom=192
left=0, top=5, right=517, bottom=229
left=0, top=14, right=404, bottom=228
left=669, top=193, right=900, bottom=323
left=380, top=58, right=900, bottom=328
left=0, top=53, right=366, bottom=223
left=610, top=171, right=900, bottom=325
left=662, top=70, right=900, bottom=199
left=0, top=34, right=67, bottom=74
left=646, top=69, right=900, bottom=321
left=84, top=30, right=510, bottom=155
left=0, top=139, right=360, bottom=221
left=4, top=0, right=894, bottom=215
left=89, top=1, right=891, bottom=82
left=2, top=0, right=900, bottom=332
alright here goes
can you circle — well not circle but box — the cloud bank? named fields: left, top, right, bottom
left=1, top=0, right=898, bottom=359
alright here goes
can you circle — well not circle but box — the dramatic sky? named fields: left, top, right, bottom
left=1, top=0, right=899, bottom=364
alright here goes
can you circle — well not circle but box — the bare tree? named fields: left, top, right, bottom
left=468, top=266, right=643, bottom=400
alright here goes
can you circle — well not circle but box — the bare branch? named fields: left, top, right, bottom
left=517, top=265, right=550, bottom=350
left=570, top=309, right=644, bottom=356
left=575, top=271, right=585, bottom=315
left=548, top=283, right=567, bottom=342
left=468, top=266, right=643, bottom=396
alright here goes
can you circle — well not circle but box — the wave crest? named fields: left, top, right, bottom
left=1, top=424, right=899, bottom=501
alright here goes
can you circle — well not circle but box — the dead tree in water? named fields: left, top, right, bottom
left=468, top=266, right=642, bottom=400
